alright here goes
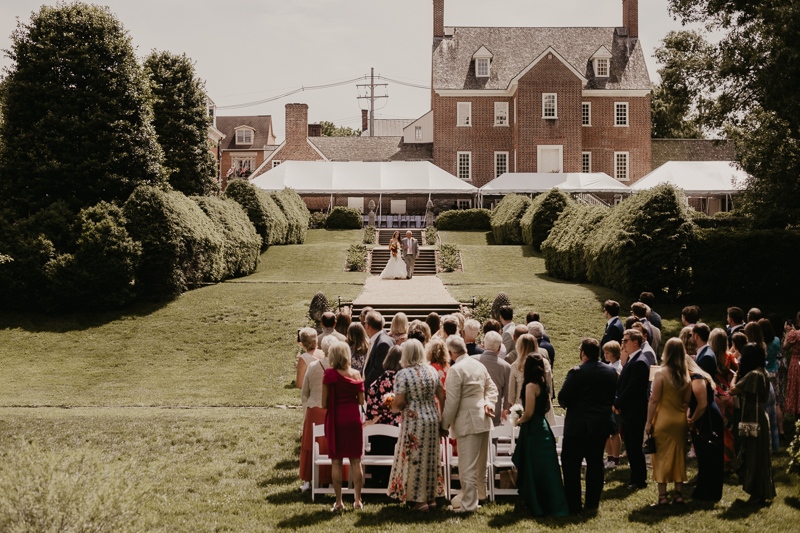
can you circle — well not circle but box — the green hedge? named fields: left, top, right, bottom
left=270, top=188, right=310, bottom=244
left=435, top=209, right=492, bottom=230
left=541, top=204, right=608, bottom=281
left=325, top=206, right=362, bottom=229
left=425, top=225, right=438, bottom=245
left=439, top=243, right=460, bottom=272
left=520, top=188, right=573, bottom=249
left=585, top=184, right=695, bottom=299
left=490, top=193, right=532, bottom=245
left=363, top=225, right=376, bottom=244
left=124, top=186, right=224, bottom=300
left=310, top=212, right=328, bottom=228
left=223, top=180, right=288, bottom=248
left=690, top=228, right=800, bottom=302
left=346, top=244, right=367, bottom=271
left=192, top=196, right=261, bottom=278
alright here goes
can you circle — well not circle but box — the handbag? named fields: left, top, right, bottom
left=693, top=412, right=721, bottom=447
left=642, top=436, right=656, bottom=455
left=738, top=373, right=762, bottom=438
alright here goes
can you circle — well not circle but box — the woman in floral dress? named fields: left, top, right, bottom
left=783, top=312, right=800, bottom=415
left=388, top=339, right=446, bottom=510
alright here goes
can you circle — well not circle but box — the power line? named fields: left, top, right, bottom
left=217, top=76, right=367, bottom=110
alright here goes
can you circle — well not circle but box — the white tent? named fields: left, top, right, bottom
left=250, top=161, right=478, bottom=195
left=477, top=172, right=567, bottom=196
left=552, top=173, right=633, bottom=193
left=630, top=161, right=747, bottom=194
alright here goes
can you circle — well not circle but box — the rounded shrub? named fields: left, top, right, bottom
left=435, top=208, right=492, bottom=230
left=325, top=206, right=362, bottom=229
left=490, top=193, right=531, bottom=244
left=223, top=180, right=289, bottom=248
left=520, top=188, right=573, bottom=249
left=310, top=212, right=328, bottom=228
left=124, top=186, right=224, bottom=300
left=585, top=184, right=695, bottom=299
left=541, top=204, right=608, bottom=281
left=192, top=196, right=261, bottom=278
left=270, top=187, right=310, bottom=244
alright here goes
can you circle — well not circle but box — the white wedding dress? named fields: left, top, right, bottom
left=380, top=252, right=407, bottom=279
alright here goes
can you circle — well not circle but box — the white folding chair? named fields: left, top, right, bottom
left=360, top=424, right=401, bottom=494
left=489, top=423, right=520, bottom=501
left=311, top=423, right=356, bottom=501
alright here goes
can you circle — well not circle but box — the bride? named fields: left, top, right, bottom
left=380, top=231, right=408, bottom=279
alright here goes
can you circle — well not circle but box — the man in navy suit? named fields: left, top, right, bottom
left=693, top=323, right=717, bottom=377
left=726, top=307, right=745, bottom=347
left=363, top=311, right=395, bottom=390
left=639, top=292, right=662, bottom=331
left=614, top=329, right=650, bottom=490
left=631, top=302, right=654, bottom=346
left=558, top=338, right=619, bottom=514
left=600, top=300, right=624, bottom=362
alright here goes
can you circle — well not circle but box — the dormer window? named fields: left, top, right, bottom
left=591, top=46, right=612, bottom=78
left=235, top=127, right=254, bottom=145
left=472, top=45, right=493, bottom=78
left=595, top=59, right=609, bottom=77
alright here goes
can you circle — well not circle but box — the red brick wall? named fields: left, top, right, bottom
left=282, top=103, right=325, bottom=162
left=219, top=150, right=266, bottom=189
left=623, top=0, right=638, bottom=39
left=433, top=0, right=444, bottom=39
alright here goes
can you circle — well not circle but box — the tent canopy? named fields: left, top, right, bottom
left=630, top=161, right=747, bottom=195
left=479, top=172, right=631, bottom=195
left=250, top=161, right=478, bottom=195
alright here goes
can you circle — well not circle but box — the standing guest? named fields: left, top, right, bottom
left=528, top=322, right=555, bottom=369
left=322, top=341, right=365, bottom=511
left=601, top=300, right=625, bottom=362
left=639, top=292, right=662, bottom=331
left=499, top=306, right=516, bottom=355
left=730, top=343, right=776, bottom=504
left=631, top=302, right=654, bottom=345
left=452, top=312, right=466, bottom=336
left=682, top=306, right=700, bottom=328
left=745, top=321, right=767, bottom=351
left=628, top=319, right=657, bottom=367
left=509, top=334, right=555, bottom=426
left=482, top=318, right=502, bottom=337
left=463, top=319, right=484, bottom=356
left=782, top=312, right=800, bottom=415
left=603, top=341, right=622, bottom=468
left=441, top=315, right=459, bottom=341
left=427, top=338, right=450, bottom=384
left=363, top=312, right=396, bottom=390
left=687, top=356, right=725, bottom=502
left=730, top=331, right=748, bottom=455
left=709, top=327, right=736, bottom=470
left=472, top=331, right=511, bottom=427
left=504, top=325, right=530, bottom=364
left=347, top=322, right=370, bottom=375
left=558, top=338, right=618, bottom=514
left=680, top=326, right=697, bottom=358
left=387, top=340, right=445, bottom=510
left=297, top=327, right=322, bottom=390
left=426, top=312, right=441, bottom=338
left=389, top=312, right=409, bottom=346
left=364, top=346, right=403, bottom=488
left=319, top=312, right=346, bottom=348
left=334, top=310, right=351, bottom=339
left=408, top=320, right=432, bottom=346
left=359, top=306, right=373, bottom=326
left=526, top=312, right=553, bottom=343
left=614, top=329, right=650, bottom=491
left=747, top=308, right=763, bottom=324
left=727, top=307, right=746, bottom=347
left=645, top=338, right=692, bottom=505
left=767, top=314, right=788, bottom=420
left=693, top=323, right=717, bottom=377
left=760, top=318, right=785, bottom=441
left=441, top=336, right=498, bottom=513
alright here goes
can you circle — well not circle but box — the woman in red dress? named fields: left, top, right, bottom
left=322, top=341, right=366, bottom=511
left=783, top=312, right=800, bottom=415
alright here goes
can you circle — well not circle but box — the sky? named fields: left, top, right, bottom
left=0, top=0, right=704, bottom=142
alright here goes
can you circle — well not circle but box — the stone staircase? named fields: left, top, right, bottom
left=371, top=229, right=436, bottom=276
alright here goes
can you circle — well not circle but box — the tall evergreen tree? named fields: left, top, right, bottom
left=0, top=2, right=166, bottom=218
left=144, top=51, right=217, bottom=196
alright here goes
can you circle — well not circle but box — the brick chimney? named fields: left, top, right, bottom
left=362, top=109, right=369, bottom=132
left=285, top=103, right=308, bottom=144
left=622, top=0, right=638, bottom=39
left=433, top=0, right=444, bottom=40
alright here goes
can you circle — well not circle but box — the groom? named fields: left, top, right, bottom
left=402, top=230, right=420, bottom=279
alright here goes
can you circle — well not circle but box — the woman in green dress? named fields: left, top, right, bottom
left=512, top=354, right=568, bottom=516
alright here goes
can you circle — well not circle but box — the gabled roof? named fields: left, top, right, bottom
left=591, top=45, right=613, bottom=59
left=309, top=137, right=433, bottom=162
left=472, top=45, right=494, bottom=59
left=361, top=119, right=415, bottom=137
left=216, top=116, right=273, bottom=150
left=433, top=27, right=650, bottom=91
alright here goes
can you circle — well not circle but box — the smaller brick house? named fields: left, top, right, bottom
left=216, top=115, right=278, bottom=188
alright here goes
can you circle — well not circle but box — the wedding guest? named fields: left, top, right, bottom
left=347, top=322, right=370, bottom=375
left=693, top=323, right=717, bottom=377
left=680, top=326, right=697, bottom=357
left=745, top=321, right=767, bottom=353
left=499, top=306, right=516, bottom=355
left=407, top=320, right=431, bottom=346
left=514, top=354, right=569, bottom=516
left=322, top=341, right=365, bottom=511
left=363, top=312, right=395, bottom=390
left=614, top=329, right=650, bottom=491
left=682, top=306, right=700, bottom=327
left=388, top=339, right=445, bottom=510
left=631, top=302, right=654, bottom=345
left=441, top=336, right=498, bottom=513
left=427, top=338, right=450, bottom=384
left=389, top=312, right=409, bottom=346
left=687, top=355, right=725, bottom=502
left=627, top=319, right=656, bottom=366
left=525, top=311, right=540, bottom=325
left=359, top=306, right=373, bottom=326
left=558, top=338, right=617, bottom=514
left=482, top=319, right=502, bottom=337
left=747, top=308, right=763, bottom=323
left=473, top=331, right=511, bottom=426
left=760, top=318, right=784, bottom=441
left=645, top=338, right=691, bottom=505
left=335, top=310, right=351, bottom=338
left=709, top=327, right=736, bottom=469
left=364, top=346, right=403, bottom=488
left=453, top=312, right=466, bottom=336
left=296, top=327, right=321, bottom=390
left=319, top=312, right=346, bottom=348
left=727, top=307, right=746, bottom=346
left=463, top=319, right=484, bottom=356
left=782, top=312, right=800, bottom=415
left=601, top=300, right=624, bottom=362
left=426, top=312, right=441, bottom=338
left=730, top=343, right=776, bottom=504
left=528, top=321, right=555, bottom=369
left=639, top=292, right=662, bottom=331
left=603, top=341, right=622, bottom=468
left=509, top=334, right=555, bottom=426
left=731, top=331, right=748, bottom=454
left=525, top=312, right=552, bottom=343
left=503, top=325, right=529, bottom=364
left=441, top=315, right=459, bottom=340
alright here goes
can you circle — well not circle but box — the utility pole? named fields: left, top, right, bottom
left=357, top=68, right=388, bottom=137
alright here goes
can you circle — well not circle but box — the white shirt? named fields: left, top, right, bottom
left=406, top=238, right=413, bottom=255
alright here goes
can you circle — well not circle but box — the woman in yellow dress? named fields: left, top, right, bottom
left=645, top=338, right=692, bottom=505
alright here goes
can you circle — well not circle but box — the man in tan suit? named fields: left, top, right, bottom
left=441, top=336, right=499, bottom=512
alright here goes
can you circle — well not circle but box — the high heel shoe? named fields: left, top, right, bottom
left=353, top=501, right=364, bottom=510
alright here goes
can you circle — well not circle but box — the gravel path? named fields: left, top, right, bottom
left=353, top=275, right=458, bottom=305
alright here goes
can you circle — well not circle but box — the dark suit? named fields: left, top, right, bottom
left=639, top=317, right=654, bottom=345
left=695, top=345, right=717, bottom=378
left=614, top=349, right=650, bottom=488
left=364, top=331, right=395, bottom=390
left=648, top=309, right=662, bottom=331
left=600, top=317, right=624, bottom=362
left=558, top=360, right=619, bottom=513
left=466, top=342, right=484, bottom=356
left=726, top=323, right=745, bottom=347
left=538, top=338, right=556, bottom=368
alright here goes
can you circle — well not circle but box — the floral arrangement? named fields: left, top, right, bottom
left=508, top=403, right=524, bottom=425
left=383, top=392, right=395, bottom=408
left=390, top=242, right=399, bottom=258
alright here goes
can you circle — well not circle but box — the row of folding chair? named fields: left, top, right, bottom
left=361, top=215, right=425, bottom=228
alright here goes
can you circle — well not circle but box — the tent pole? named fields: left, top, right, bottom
left=379, top=193, right=382, bottom=220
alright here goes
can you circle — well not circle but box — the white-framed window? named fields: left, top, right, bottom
left=476, top=58, right=490, bottom=77
left=235, top=128, right=254, bottom=145
left=457, top=152, right=472, bottom=181
left=390, top=200, right=407, bottom=214
left=595, top=58, right=610, bottom=77
left=614, top=152, right=629, bottom=181
left=272, top=160, right=281, bottom=168
left=542, top=93, right=557, bottom=119
left=615, top=102, right=629, bottom=126
left=457, top=199, right=472, bottom=210
left=457, top=102, right=472, bottom=126
left=494, top=102, right=509, bottom=126
left=537, top=145, right=563, bottom=173
left=231, top=155, right=256, bottom=177
left=582, top=102, right=591, bottom=126
left=582, top=152, right=592, bottom=173
left=348, top=197, right=364, bottom=213
left=495, top=152, right=509, bottom=178
left=415, top=126, right=423, bottom=139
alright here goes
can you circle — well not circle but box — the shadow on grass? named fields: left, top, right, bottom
left=274, top=459, right=300, bottom=470
left=784, top=496, right=800, bottom=510
left=487, top=505, right=597, bottom=529
left=628, top=500, right=714, bottom=524
left=717, top=498, right=770, bottom=520
left=276, top=509, right=339, bottom=529
left=0, top=300, right=169, bottom=333
left=352, top=500, right=455, bottom=527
